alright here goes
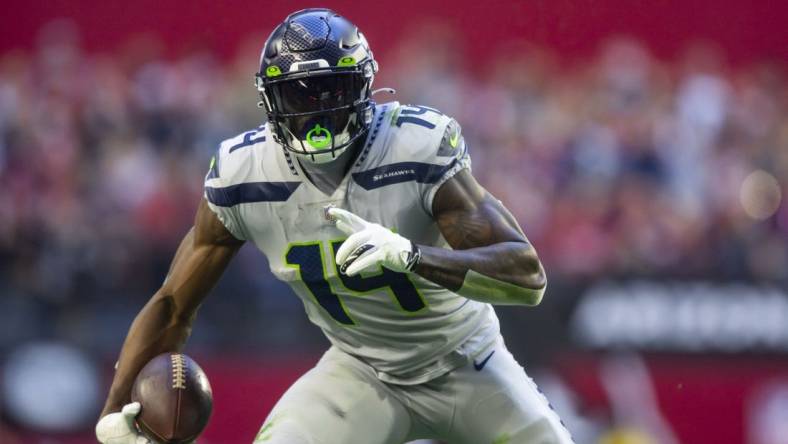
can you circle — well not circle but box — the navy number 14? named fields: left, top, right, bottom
left=285, top=240, right=427, bottom=325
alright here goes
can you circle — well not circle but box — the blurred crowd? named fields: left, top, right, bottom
left=1, top=21, right=787, bottom=353
left=385, top=23, right=788, bottom=282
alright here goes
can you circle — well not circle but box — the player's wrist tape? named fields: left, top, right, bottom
left=405, top=242, right=421, bottom=272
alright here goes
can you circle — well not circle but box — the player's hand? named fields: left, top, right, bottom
left=328, top=207, right=421, bottom=276
left=96, top=402, right=152, bottom=444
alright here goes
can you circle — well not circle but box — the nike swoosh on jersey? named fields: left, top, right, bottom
left=473, top=350, right=495, bottom=371
left=449, top=129, right=460, bottom=148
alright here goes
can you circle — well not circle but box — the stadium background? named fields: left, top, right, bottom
left=1, top=1, right=787, bottom=443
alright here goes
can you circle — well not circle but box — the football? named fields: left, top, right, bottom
left=131, top=353, right=213, bottom=443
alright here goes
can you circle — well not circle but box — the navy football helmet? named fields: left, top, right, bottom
left=255, top=9, right=378, bottom=163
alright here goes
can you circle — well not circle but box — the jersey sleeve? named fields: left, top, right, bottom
left=418, top=116, right=472, bottom=216
left=203, top=148, right=248, bottom=241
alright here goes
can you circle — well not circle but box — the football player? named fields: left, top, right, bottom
left=96, top=8, right=573, bottom=444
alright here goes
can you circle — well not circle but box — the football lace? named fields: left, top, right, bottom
left=171, top=354, right=187, bottom=390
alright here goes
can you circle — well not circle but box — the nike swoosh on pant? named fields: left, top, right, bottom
left=473, top=350, right=495, bottom=371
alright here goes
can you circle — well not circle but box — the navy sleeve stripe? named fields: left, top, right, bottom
left=351, top=160, right=457, bottom=190
left=205, top=181, right=301, bottom=207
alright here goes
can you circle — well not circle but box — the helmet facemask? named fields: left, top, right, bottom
left=256, top=61, right=375, bottom=164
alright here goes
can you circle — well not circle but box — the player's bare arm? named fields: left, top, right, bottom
left=100, top=198, right=243, bottom=417
left=330, top=168, right=545, bottom=307
left=414, top=169, right=546, bottom=305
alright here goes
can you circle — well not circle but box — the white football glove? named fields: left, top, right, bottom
left=327, top=207, right=421, bottom=276
left=96, top=402, right=152, bottom=444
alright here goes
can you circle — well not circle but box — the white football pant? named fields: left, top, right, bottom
left=253, top=336, right=573, bottom=444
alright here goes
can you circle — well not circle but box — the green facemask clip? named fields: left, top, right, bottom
left=266, top=66, right=282, bottom=77
left=306, top=124, right=332, bottom=149
left=337, top=56, right=356, bottom=67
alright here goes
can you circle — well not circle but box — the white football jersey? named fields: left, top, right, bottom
left=204, top=102, right=500, bottom=384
